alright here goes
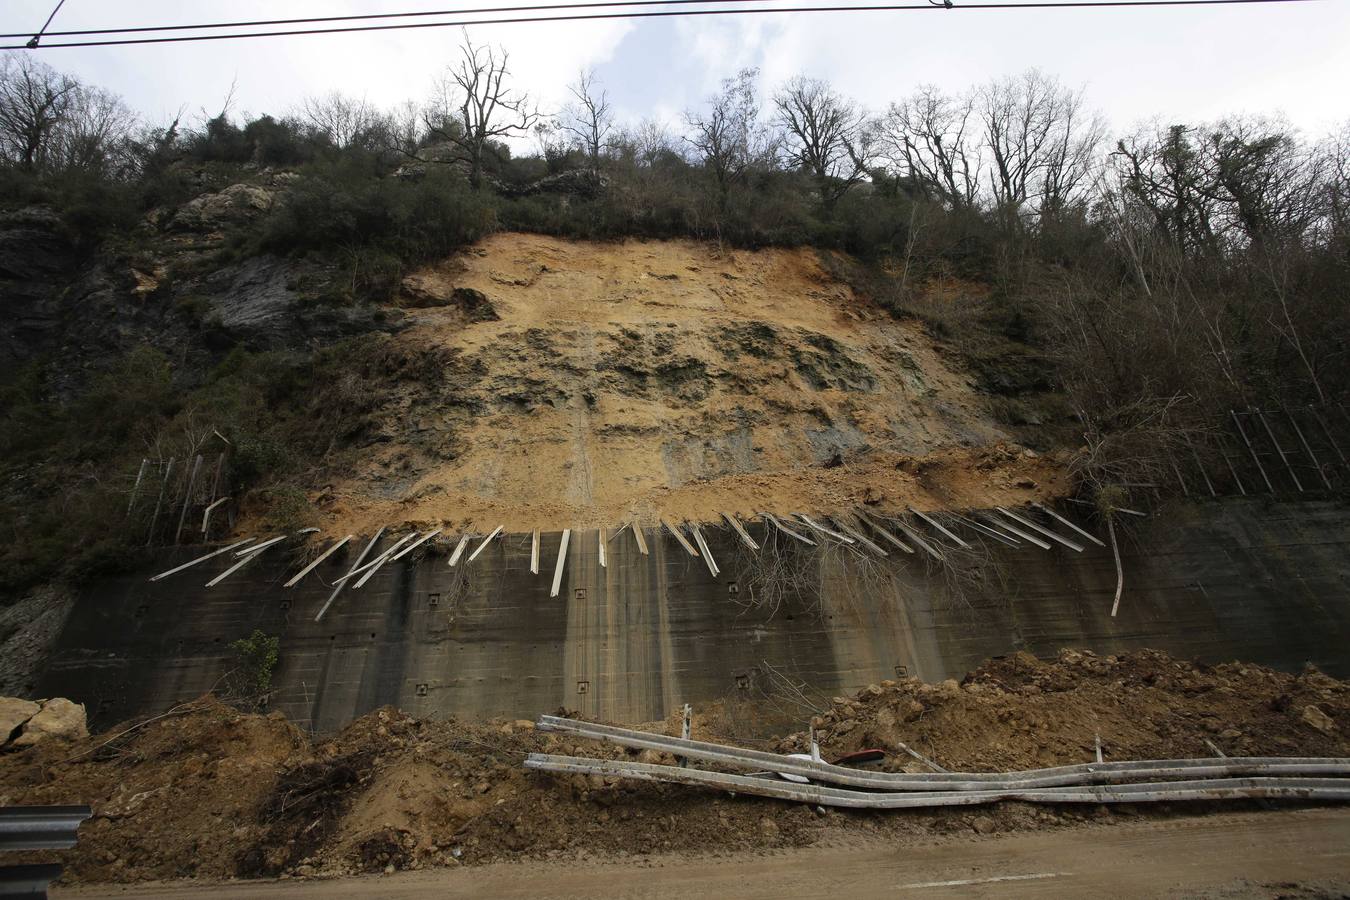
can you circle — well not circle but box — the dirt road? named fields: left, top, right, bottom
left=59, top=808, right=1350, bottom=899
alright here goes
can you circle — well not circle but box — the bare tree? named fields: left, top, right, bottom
left=685, top=68, right=775, bottom=211
left=300, top=91, right=377, bottom=149
left=51, top=83, right=136, bottom=175
left=383, top=98, right=425, bottom=158
left=976, top=70, right=1099, bottom=226
left=560, top=68, right=613, bottom=179
left=612, top=118, right=675, bottom=168
left=1327, top=120, right=1350, bottom=240
left=425, top=31, right=539, bottom=187
left=0, top=55, right=77, bottom=171
left=873, top=85, right=981, bottom=209
left=773, top=76, right=868, bottom=212
left=532, top=118, right=570, bottom=173
left=1039, top=97, right=1105, bottom=220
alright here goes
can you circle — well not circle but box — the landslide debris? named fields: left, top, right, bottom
left=3, top=650, right=1343, bottom=887
left=780, top=649, right=1348, bottom=770
left=304, top=232, right=1061, bottom=535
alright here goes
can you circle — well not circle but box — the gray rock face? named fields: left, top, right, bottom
left=0, top=200, right=397, bottom=389
left=0, top=206, right=80, bottom=366
left=203, top=256, right=300, bottom=347
left=201, top=256, right=400, bottom=351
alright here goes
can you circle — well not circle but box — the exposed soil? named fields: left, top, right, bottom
left=294, top=234, right=1059, bottom=536
left=2, top=649, right=1346, bottom=887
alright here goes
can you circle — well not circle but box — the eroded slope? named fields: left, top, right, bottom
left=319, top=233, right=1059, bottom=531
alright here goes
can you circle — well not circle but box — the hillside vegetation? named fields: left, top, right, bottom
left=1, top=46, right=1347, bottom=597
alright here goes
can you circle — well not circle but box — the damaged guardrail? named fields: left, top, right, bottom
left=526, top=716, right=1350, bottom=809
left=534, top=715, right=1350, bottom=792
left=524, top=754, right=1350, bottom=808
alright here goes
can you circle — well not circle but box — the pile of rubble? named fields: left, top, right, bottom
left=0, top=650, right=1345, bottom=886
left=783, top=650, right=1346, bottom=771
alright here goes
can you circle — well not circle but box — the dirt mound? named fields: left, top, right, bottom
left=0, top=697, right=306, bottom=882
left=294, top=233, right=1055, bottom=535
left=1, top=651, right=1345, bottom=886
left=784, top=649, right=1349, bottom=769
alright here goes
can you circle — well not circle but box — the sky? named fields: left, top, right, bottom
left=3, top=0, right=1348, bottom=143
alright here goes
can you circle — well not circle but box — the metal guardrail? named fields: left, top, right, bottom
left=0, top=863, right=64, bottom=900
left=524, top=754, right=1350, bottom=809
left=535, top=716, right=1350, bottom=791
left=0, top=806, right=92, bottom=900
left=0, top=863, right=65, bottom=900
left=0, top=807, right=92, bottom=853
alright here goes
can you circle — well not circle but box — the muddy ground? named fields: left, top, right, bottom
left=1, top=649, right=1346, bottom=886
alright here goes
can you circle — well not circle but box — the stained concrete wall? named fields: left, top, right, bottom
left=40, top=498, right=1350, bottom=731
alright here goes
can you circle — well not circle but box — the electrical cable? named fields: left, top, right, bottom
left=0, top=0, right=790, bottom=40
left=23, top=0, right=67, bottom=48
left=1, top=0, right=1320, bottom=51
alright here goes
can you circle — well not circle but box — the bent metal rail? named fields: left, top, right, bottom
left=525, top=716, right=1350, bottom=809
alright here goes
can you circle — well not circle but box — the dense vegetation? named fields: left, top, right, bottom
left=1, top=43, right=1347, bottom=596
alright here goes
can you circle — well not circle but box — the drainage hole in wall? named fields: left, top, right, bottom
left=574, top=588, right=587, bottom=600
left=894, top=664, right=909, bottom=677
left=735, top=674, right=749, bottom=691
left=415, top=683, right=429, bottom=697
left=576, top=680, right=590, bottom=695
left=727, top=582, right=739, bottom=596
left=428, top=592, right=440, bottom=608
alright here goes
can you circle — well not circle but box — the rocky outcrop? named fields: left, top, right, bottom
left=398, top=276, right=499, bottom=321
left=168, top=183, right=275, bottom=233
left=0, top=206, right=80, bottom=366
left=1, top=695, right=87, bottom=748
left=199, top=256, right=400, bottom=351
left=496, top=168, right=609, bottom=199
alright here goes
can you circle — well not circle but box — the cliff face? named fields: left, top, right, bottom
left=1, top=179, right=1063, bottom=605
left=300, top=232, right=1058, bottom=534
left=0, top=176, right=392, bottom=397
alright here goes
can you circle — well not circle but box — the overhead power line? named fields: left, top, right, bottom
left=2, top=0, right=1320, bottom=51
left=0, top=0, right=790, bottom=40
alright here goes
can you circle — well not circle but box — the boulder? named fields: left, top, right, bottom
left=0, top=697, right=40, bottom=743
left=6, top=697, right=87, bottom=747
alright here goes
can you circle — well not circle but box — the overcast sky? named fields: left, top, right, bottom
left=4, top=0, right=1348, bottom=141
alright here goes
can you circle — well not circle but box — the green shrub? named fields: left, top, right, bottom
left=257, top=485, right=316, bottom=533
left=229, top=629, right=281, bottom=699
left=259, top=162, right=496, bottom=266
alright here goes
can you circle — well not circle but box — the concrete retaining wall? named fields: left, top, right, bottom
left=40, top=498, right=1350, bottom=731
